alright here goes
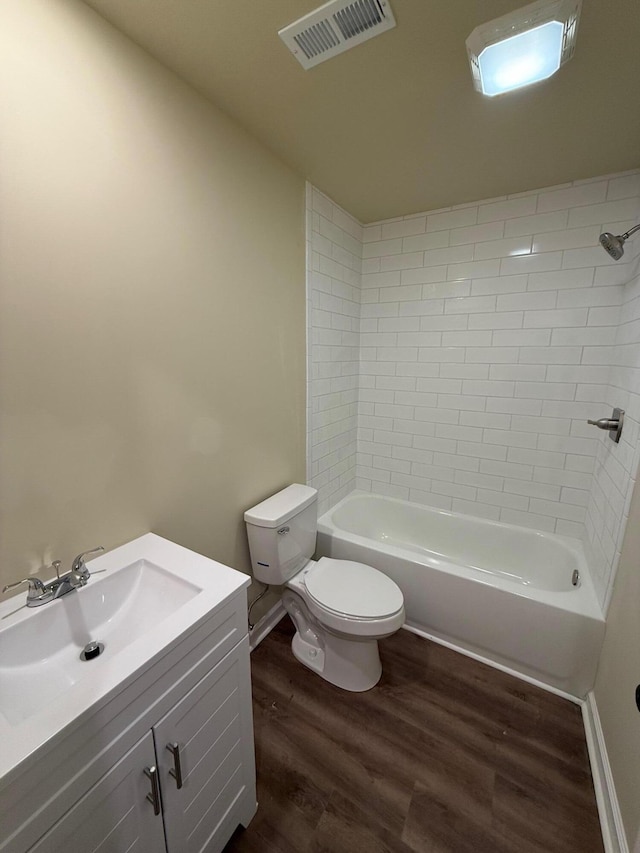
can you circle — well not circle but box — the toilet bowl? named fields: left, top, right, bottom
left=283, top=557, right=404, bottom=690
left=244, top=484, right=405, bottom=691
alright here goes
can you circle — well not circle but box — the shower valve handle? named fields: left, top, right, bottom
left=587, top=418, right=618, bottom=430
left=586, top=408, right=624, bottom=443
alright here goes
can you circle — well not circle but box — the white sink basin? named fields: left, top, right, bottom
left=0, top=533, right=250, bottom=782
left=0, top=560, right=201, bottom=725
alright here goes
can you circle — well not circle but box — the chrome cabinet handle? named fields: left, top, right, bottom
left=166, top=742, right=183, bottom=789
left=144, top=765, right=161, bottom=815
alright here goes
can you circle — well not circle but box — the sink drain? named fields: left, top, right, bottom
left=80, top=641, right=104, bottom=661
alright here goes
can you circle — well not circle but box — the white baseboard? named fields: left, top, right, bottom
left=249, top=600, right=286, bottom=651
left=582, top=691, right=628, bottom=853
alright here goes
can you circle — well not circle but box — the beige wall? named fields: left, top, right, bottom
left=594, top=476, right=640, bottom=847
left=0, top=0, right=305, bottom=609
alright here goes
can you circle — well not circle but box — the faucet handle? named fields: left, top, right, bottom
left=587, top=418, right=618, bottom=429
left=2, top=577, right=46, bottom=601
left=71, top=546, right=105, bottom=576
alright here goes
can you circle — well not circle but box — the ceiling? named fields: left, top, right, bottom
left=82, top=0, right=640, bottom=223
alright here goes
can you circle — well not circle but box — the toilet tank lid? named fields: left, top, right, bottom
left=244, top=484, right=318, bottom=528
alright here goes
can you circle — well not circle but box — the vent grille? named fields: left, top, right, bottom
left=279, top=0, right=396, bottom=69
left=334, top=0, right=385, bottom=39
left=294, top=21, right=340, bottom=61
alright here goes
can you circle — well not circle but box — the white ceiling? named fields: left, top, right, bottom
left=83, top=0, right=640, bottom=222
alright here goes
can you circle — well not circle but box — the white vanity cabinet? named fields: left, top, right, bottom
left=25, top=637, right=256, bottom=853
left=0, top=536, right=258, bottom=853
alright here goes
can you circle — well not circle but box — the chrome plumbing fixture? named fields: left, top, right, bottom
left=1, top=576, right=51, bottom=607
left=587, top=408, right=624, bottom=444
left=599, top=224, right=640, bottom=260
left=69, top=546, right=105, bottom=587
left=2, top=546, right=105, bottom=607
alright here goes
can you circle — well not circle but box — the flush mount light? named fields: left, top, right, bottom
left=466, top=0, right=581, bottom=97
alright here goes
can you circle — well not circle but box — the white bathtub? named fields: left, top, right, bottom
left=317, top=492, right=605, bottom=699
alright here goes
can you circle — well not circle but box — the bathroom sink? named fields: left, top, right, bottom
left=0, top=559, right=201, bottom=725
left=0, top=533, right=250, bottom=782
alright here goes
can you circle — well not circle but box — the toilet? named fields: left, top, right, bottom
left=244, top=484, right=405, bottom=692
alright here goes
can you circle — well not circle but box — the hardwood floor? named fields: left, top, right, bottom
left=225, top=618, right=604, bottom=853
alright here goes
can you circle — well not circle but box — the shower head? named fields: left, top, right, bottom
left=599, top=232, right=625, bottom=260
left=599, top=224, right=640, bottom=261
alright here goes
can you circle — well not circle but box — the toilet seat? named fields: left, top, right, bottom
left=305, top=557, right=404, bottom=619
left=289, top=557, right=405, bottom=639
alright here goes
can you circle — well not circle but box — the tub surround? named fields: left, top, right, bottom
left=318, top=491, right=604, bottom=699
left=306, top=185, right=363, bottom=512
left=586, top=249, right=640, bottom=610
left=307, top=174, right=640, bottom=611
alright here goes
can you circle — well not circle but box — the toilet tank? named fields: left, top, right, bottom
left=244, top=484, right=318, bottom=585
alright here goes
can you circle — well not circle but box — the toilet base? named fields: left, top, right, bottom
left=290, top=628, right=382, bottom=692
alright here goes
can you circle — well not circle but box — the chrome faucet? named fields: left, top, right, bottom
left=2, top=546, right=105, bottom=607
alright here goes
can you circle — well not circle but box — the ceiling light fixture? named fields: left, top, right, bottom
left=466, top=0, right=581, bottom=97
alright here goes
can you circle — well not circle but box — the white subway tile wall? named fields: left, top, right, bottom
left=306, top=173, right=640, bottom=610
left=586, top=233, right=640, bottom=610
left=306, top=185, right=363, bottom=513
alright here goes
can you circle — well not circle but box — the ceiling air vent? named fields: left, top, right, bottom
left=279, top=0, right=396, bottom=70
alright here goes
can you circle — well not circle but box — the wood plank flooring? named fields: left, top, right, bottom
left=225, top=618, right=604, bottom=853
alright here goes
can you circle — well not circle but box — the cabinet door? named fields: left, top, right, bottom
left=28, top=731, right=166, bottom=853
left=154, top=637, right=256, bottom=853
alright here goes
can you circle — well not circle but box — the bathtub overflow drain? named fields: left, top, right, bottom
left=80, top=641, right=104, bottom=661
